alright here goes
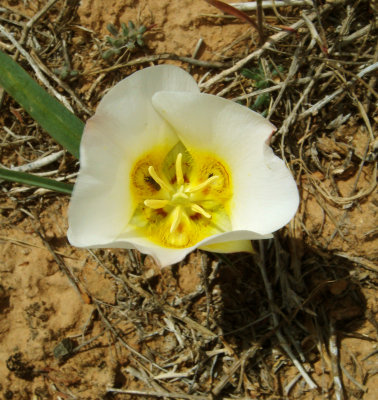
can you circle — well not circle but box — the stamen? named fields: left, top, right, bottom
left=148, top=166, right=172, bottom=193
left=185, top=175, right=219, bottom=193
left=144, top=199, right=169, bottom=209
left=191, top=204, right=211, bottom=219
left=175, top=153, right=184, bottom=185
left=170, top=206, right=182, bottom=233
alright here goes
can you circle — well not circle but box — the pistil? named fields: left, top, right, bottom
left=172, top=185, right=189, bottom=201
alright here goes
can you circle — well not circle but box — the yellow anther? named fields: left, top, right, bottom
left=170, top=206, right=182, bottom=233
left=185, top=175, right=219, bottom=193
left=148, top=166, right=172, bottom=193
left=191, top=204, right=211, bottom=219
left=144, top=199, right=169, bottom=209
left=175, top=153, right=184, bottom=185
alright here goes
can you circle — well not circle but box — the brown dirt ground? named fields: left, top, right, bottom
left=0, top=0, right=377, bottom=399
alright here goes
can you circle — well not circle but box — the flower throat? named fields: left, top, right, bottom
left=129, top=143, right=232, bottom=248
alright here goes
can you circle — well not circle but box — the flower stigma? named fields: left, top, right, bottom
left=129, top=143, right=232, bottom=248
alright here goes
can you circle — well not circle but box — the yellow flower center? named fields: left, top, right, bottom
left=129, top=143, right=232, bottom=248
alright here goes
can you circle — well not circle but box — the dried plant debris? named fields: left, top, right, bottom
left=240, top=62, right=284, bottom=115
left=0, top=0, right=377, bottom=399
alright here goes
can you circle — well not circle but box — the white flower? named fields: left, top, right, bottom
left=68, top=65, right=299, bottom=267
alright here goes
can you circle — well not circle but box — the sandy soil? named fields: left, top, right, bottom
left=78, top=0, right=252, bottom=60
left=0, top=0, right=377, bottom=399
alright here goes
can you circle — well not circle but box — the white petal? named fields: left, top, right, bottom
left=71, top=224, right=271, bottom=268
left=231, top=145, right=299, bottom=234
left=152, top=91, right=274, bottom=162
left=94, top=65, right=200, bottom=157
left=200, top=240, right=253, bottom=253
left=67, top=116, right=132, bottom=246
left=69, top=66, right=199, bottom=248
left=100, top=232, right=195, bottom=268
left=152, top=92, right=299, bottom=235
left=197, top=230, right=273, bottom=245
left=148, top=230, right=271, bottom=267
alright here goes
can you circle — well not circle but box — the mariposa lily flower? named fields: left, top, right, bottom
left=68, top=65, right=299, bottom=267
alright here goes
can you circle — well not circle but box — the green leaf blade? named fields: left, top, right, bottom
left=0, top=50, right=84, bottom=159
left=0, top=168, right=73, bottom=195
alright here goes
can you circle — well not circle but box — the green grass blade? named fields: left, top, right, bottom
left=0, top=50, right=84, bottom=159
left=0, top=168, right=73, bottom=195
